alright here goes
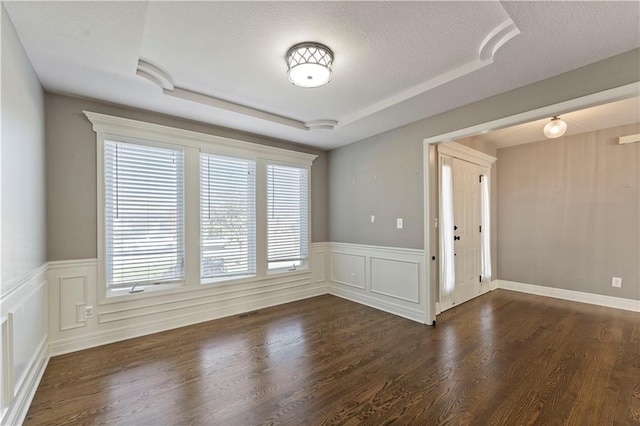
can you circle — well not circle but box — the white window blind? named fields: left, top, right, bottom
left=104, top=140, right=184, bottom=288
left=267, top=164, right=309, bottom=270
left=200, top=154, right=256, bottom=281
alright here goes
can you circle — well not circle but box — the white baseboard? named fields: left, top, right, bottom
left=49, top=284, right=326, bottom=356
left=329, top=284, right=427, bottom=324
left=497, top=280, right=640, bottom=312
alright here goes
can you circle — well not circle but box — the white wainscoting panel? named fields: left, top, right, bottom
left=311, top=243, right=328, bottom=285
left=370, top=257, right=420, bottom=303
left=59, top=276, right=88, bottom=331
left=1, top=316, right=10, bottom=417
left=318, top=243, right=430, bottom=324
left=11, top=285, right=47, bottom=396
left=47, top=258, right=326, bottom=356
left=0, top=264, right=49, bottom=426
left=331, top=252, right=366, bottom=289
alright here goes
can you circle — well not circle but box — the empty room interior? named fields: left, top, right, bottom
left=2, top=1, right=640, bottom=425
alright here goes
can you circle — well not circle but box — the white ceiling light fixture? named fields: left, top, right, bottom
left=543, top=116, right=568, bottom=139
left=286, top=42, right=333, bottom=88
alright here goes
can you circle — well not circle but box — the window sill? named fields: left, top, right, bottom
left=105, top=282, right=186, bottom=300
left=266, top=267, right=309, bottom=278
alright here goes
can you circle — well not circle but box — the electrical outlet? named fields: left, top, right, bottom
left=396, top=218, right=403, bottom=229
left=611, top=277, right=622, bottom=288
left=370, top=215, right=375, bottom=223
left=84, top=305, right=94, bottom=319
left=350, top=273, right=356, bottom=283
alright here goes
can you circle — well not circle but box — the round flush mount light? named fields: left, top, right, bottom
left=286, top=42, right=333, bottom=88
left=543, top=116, right=568, bottom=139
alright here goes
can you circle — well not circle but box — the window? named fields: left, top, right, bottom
left=200, top=154, right=256, bottom=281
left=104, top=140, right=184, bottom=289
left=267, top=164, right=309, bottom=271
left=88, top=111, right=316, bottom=299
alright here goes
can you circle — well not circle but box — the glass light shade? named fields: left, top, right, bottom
left=543, top=116, right=568, bottom=139
left=286, top=43, right=333, bottom=88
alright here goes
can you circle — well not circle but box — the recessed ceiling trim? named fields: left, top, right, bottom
left=166, top=87, right=308, bottom=131
left=304, top=120, right=338, bottom=130
left=136, top=59, right=310, bottom=131
left=336, top=19, right=520, bottom=129
left=479, top=19, right=520, bottom=62
left=137, top=60, right=174, bottom=90
left=134, top=18, right=519, bottom=135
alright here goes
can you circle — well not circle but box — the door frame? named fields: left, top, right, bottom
left=422, top=82, right=639, bottom=324
left=437, top=143, right=496, bottom=312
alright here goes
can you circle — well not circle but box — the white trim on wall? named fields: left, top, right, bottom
left=84, top=111, right=317, bottom=308
left=0, top=264, right=49, bottom=426
left=315, top=242, right=430, bottom=324
left=497, top=280, right=640, bottom=312
left=47, top=258, right=325, bottom=356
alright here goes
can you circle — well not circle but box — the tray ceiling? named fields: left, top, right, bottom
left=5, top=1, right=640, bottom=149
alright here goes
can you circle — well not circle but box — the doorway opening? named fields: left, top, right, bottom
left=422, top=83, right=639, bottom=321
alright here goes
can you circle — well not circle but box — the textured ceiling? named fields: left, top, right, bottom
left=5, top=1, right=640, bottom=149
left=459, top=96, right=640, bottom=149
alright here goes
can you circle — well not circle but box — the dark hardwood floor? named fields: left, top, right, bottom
left=25, top=290, right=640, bottom=425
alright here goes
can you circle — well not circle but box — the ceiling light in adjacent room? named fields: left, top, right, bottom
left=543, top=116, right=568, bottom=138
left=286, top=42, right=333, bottom=88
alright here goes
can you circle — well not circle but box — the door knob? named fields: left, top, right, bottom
left=454, top=236, right=460, bottom=241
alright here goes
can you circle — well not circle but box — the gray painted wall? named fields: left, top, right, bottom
left=328, top=126, right=424, bottom=248
left=328, top=48, right=640, bottom=250
left=45, top=93, right=328, bottom=261
left=497, top=123, right=640, bottom=301
left=1, top=7, right=46, bottom=290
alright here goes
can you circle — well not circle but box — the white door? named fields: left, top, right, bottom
left=451, top=158, right=481, bottom=306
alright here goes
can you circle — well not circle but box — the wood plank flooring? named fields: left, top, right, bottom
left=25, top=290, right=640, bottom=425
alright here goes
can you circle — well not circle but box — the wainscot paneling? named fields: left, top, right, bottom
left=0, top=264, right=49, bottom=426
left=47, top=259, right=326, bottom=356
left=315, top=243, right=430, bottom=324
left=331, top=252, right=366, bottom=289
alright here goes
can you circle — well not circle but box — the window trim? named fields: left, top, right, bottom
left=86, top=111, right=316, bottom=305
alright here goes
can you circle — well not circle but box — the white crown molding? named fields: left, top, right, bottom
left=133, top=18, right=519, bottom=134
